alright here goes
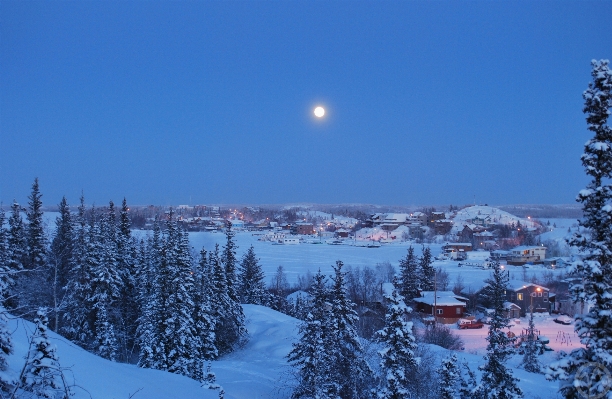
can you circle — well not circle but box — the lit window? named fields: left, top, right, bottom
left=517, top=293, right=523, bottom=300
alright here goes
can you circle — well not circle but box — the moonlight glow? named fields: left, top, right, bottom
left=314, top=106, right=325, bottom=117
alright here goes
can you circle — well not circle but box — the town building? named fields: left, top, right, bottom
left=413, top=291, right=469, bottom=324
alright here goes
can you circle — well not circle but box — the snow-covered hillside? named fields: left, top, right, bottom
left=450, top=205, right=536, bottom=234
left=5, top=304, right=564, bottom=398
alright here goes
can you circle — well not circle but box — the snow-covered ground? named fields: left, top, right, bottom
left=7, top=304, right=568, bottom=399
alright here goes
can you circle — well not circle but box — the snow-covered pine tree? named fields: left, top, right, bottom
left=288, top=270, right=338, bottom=398
left=419, top=246, right=435, bottom=291
left=328, top=260, right=374, bottom=399
left=87, top=206, right=122, bottom=359
left=521, top=310, right=540, bottom=374
left=155, top=217, right=198, bottom=377
left=93, top=300, right=118, bottom=361
left=20, top=178, right=51, bottom=318
left=237, top=245, right=269, bottom=306
left=6, top=202, right=26, bottom=311
left=137, top=220, right=162, bottom=370
left=0, top=207, right=9, bottom=292
left=547, top=59, right=612, bottom=399
left=375, top=285, right=418, bottom=399
left=478, top=262, right=522, bottom=399
left=7, top=201, right=26, bottom=275
left=0, top=308, right=15, bottom=393
left=116, top=198, right=139, bottom=362
left=221, top=221, right=239, bottom=303
left=398, top=246, right=420, bottom=300
left=210, top=244, right=246, bottom=355
left=25, top=178, right=47, bottom=272
left=18, top=309, right=70, bottom=399
left=49, top=196, right=73, bottom=332
left=192, top=248, right=217, bottom=381
left=438, top=353, right=460, bottom=399
left=61, top=194, right=91, bottom=346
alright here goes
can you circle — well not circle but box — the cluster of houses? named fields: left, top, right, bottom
left=413, top=280, right=555, bottom=325
left=365, top=211, right=453, bottom=236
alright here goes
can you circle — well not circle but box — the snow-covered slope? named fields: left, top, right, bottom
left=450, top=205, right=536, bottom=233
left=5, top=305, right=297, bottom=399
left=7, top=316, right=218, bottom=399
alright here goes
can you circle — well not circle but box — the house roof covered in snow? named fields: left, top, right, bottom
left=507, top=280, right=549, bottom=292
left=414, top=291, right=468, bottom=306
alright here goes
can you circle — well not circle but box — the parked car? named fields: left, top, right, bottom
left=457, top=319, right=484, bottom=329
left=554, top=315, right=572, bottom=325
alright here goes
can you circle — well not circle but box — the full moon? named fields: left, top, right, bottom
left=314, top=106, right=325, bottom=118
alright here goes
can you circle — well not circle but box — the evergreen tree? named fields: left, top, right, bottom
left=25, top=178, right=47, bottom=271
left=521, top=310, right=541, bottom=374
left=419, top=246, right=435, bottom=291
left=288, top=270, right=338, bottom=398
left=116, top=198, right=139, bottom=362
left=61, top=194, right=91, bottom=346
left=153, top=216, right=198, bottom=377
left=192, top=248, right=217, bottom=381
left=237, top=245, right=269, bottom=305
left=137, top=221, right=162, bottom=369
left=0, top=309, right=15, bottom=393
left=0, top=207, right=16, bottom=310
left=210, top=244, right=246, bottom=355
left=19, top=309, right=70, bottom=399
left=478, top=262, right=522, bottom=399
left=398, top=246, right=419, bottom=300
left=93, top=300, right=118, bottom=361
left=328, top=260, right=373, bottom=399
left=49, top=196, right=73, bottom=331
left=438, top=353, right=460, bottom=399
left=375, top=286, right=418, bottom=399
left=6, top=201, right=26, bottom=308
left=221, top=221, right=239, bottom=303
left=547, top=59, right=612, bottom=399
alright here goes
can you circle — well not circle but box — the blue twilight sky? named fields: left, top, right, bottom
left=1, top=1, right=611, bottom=208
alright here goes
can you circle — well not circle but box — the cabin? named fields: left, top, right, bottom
left=413, top=291, right=469, bottom=324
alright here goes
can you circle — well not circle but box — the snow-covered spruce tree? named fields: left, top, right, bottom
left=547, top=59, right=612, bottom=399
left=288, top=270, right=339, bottom=398
left=49, top=196, right=74, bottom=332
left=521, top=310, right=540, bottom=374
left=477, top=262, right=522, bottom=399
left=93, top=300, right=118, bottom=361
left=398, top=246, right=420, bottom=300
left=7, top=201, right=26, bottom=274
left=191, top=248, right=218, bottom=381
left=210, top=244, right=246, bottom=355
left=61, top=194, right=91, bottom=346
left=154, top=216, right=198, bottom=377
left=25, top=178, right=47, bottom=272
left=89, top=205, right=122, bottom=359
left=116, top=198, right=139, bottom=362
left=221, top=221, right=239, bottom=303
left=237, top=245, right=269, bottom=306
left=328, top=260, right=374, bottom=399
left=0, top=309, right=15, bottom=393
left=375, top=286, right=418, bottom=399
left=137, top=220, right=162, bottom=369
left=438, top=353, right=460, bottom=399
left=18, top=309, right=70, bottom=399
left=419, top=246, right=435, bottom=291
